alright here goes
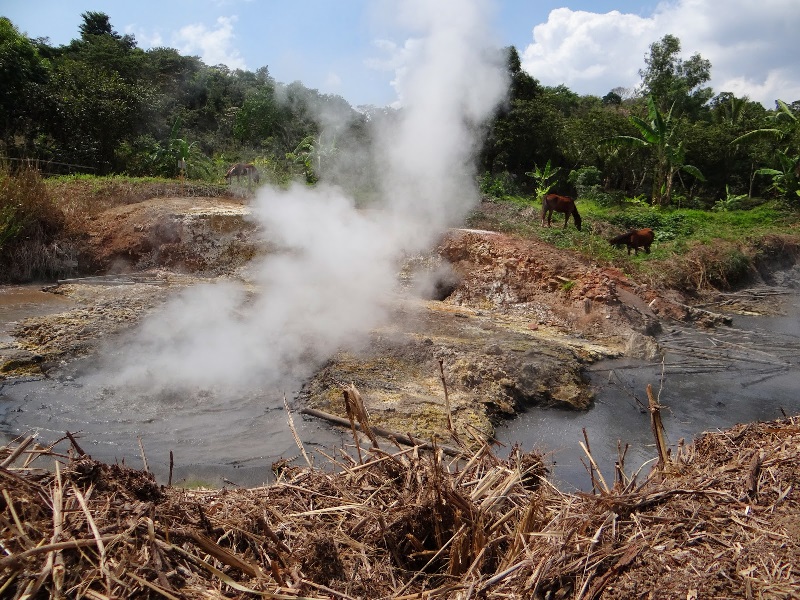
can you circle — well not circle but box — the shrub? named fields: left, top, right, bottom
left=568, top=166, right=602, bottom=199
left=0, top=166, right=69, bottom=282
left=479, top=171, right=520, bottom=199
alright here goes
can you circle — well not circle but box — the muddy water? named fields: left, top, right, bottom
left=0, top=367, right=349, bottom=488
left=496, top=278, right=800, bottom=492
left=3, top=277, right=800, bottom=491
left=0, top=285, right=349, bottom=487
left=0, top=285, right=76, bottom=343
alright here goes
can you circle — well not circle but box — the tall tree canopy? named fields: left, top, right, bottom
left=1, top=13, right=798, bottom=205
left=639, top=34, right=713, bottom=117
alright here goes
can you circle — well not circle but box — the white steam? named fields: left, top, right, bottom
left=96, top=0, right=507, bottom=397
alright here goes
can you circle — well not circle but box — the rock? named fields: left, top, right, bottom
left=625, top=332, right=662, bottom=360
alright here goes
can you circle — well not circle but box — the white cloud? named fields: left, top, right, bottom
left=324, top=71, right=342, bottom=90
left=172, top=16, right=246, bottom=70
left=520, top=0, right=800, bottom=107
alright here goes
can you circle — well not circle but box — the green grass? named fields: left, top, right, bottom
left=583, top=199, right=797, bottom=241
left=479, top=193, right=800, bottom=290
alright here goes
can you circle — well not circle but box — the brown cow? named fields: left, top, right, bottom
left=609, top=228, right=655, bottom=255
left=541, top=194, right=582, bottom=231
left=225, top=163, right=260, bottom=186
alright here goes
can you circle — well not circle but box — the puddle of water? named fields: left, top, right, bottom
left=0, top=285, right=75, bottom=342
left=0, top=284, right=349, bottom=487
left=496, top=294, right=800, bottom=492
left=0, top=361, right=350, bottom=487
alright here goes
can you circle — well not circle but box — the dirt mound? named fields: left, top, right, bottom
left=79, top=196, right=259, bottom=275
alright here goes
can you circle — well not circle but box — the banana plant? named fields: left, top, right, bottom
left=755, top=147, right=799, bottom=199
left=733, top=100, right=799, bottom=200
left=603, top=96, right=704, bottom=206
left=152, top=118, right=211, bottom=179
left=525, top=159, right=560, bottom=203
left=733, top=99, right=797, bottom=144
left=285, top=136, right=317, bottom=184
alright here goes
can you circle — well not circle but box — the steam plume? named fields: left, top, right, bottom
left=95, top=0, right=508, bottom=397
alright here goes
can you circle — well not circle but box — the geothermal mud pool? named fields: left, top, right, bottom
left=496, top=280, right=800, bottom=490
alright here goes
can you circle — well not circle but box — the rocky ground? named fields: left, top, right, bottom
left=0, top=191, right=787, bottom=447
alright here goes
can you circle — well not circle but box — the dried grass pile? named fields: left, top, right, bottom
left=1, top=396, right=799, bottom=598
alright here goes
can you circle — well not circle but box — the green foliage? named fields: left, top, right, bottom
left=0, top=14, right=797, bottom=214
left=0, top=18, right=50, bottom=151
left=285, top=136, right=317, bottom=184
left=731, top=99, right=799, bottom=201
left=713, top=185, right=748, bottom=212
left=755, top=147, right=799, bottom=199
left=479, top=171, right=519, bottom=199
left=525, top=159, right=560, bottom=202
left=149, top=118, right=212, bottom=180
left=568, top=166, right=603, bottom=200
left=603, top=96, right=705, bottom=206
left=592, top=197, right=790, bottom=246
left=638, top=34, right=713, bottom=117
left=0, top=204, right=23, bottom=249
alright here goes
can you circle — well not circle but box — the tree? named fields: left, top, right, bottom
left=733, top=100, right=799, bottom=200
left=79, top=11, right=115, bottom=38
left=602, top=91, right=622, bottom=106
left=234, top=84, right=280, bottom=146
left=638, top=34, right=713, bottom=117
left=39, top=58, right=150, bottom=172
left=565, top=106, right=643, bottom=193
left=604, top=96, right=705, bottom=206
left=0, top=18, right=49, bottom=154
left=78, top=11, right=136, bottom=51
left=505, top=45, right=539, bottom=102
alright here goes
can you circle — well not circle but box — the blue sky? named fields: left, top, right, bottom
left=3, top=0, right=798, bottom=108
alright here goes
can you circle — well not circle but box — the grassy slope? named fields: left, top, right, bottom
left=466, top=195, right=800, bottom=293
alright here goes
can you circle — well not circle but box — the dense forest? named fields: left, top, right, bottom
left=1, top=11, right=798, bottom=208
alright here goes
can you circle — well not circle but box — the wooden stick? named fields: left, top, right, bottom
left=745, top=451, right=762, bottom=501
left=168, top=451, right=174, bottom=487
left=65, top=431, right=87, bottom=457
left=299, top=407, right=465, bottom=458
left=138, top=436, right=149, bottom=472
left=0, top=537, right=118, bottom=569
left=647, top=384, right=669, bottom=469
left=439, top=359, right=453, bottom=432
left=0, top=435, right=35, bottom=468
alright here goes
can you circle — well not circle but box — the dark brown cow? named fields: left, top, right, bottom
left=609, top=228, right=655, bottom=255
left=225, top=163, right=260, bottom=186
left=541, top=194, right=582, bottom=231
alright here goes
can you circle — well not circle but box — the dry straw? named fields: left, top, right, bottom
left=0, top=387, right=798, bottom=598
